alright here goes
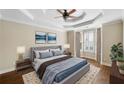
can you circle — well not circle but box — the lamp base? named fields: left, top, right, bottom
left=64, top=50, right=71, bottom=56
left=18, top=54, right=24, bottom=62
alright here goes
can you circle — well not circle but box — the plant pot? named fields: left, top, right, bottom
left=118, top=65, right=124, bottom=75
left=119, top=69, right=124, bottom=75
left=117, top=61, right=124, bottom=66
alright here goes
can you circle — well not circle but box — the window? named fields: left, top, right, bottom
left=82, top=30, right=96, bottom=53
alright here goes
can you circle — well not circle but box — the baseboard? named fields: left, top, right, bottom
left=0, top=67, right=15, bottom=74
left=102, top=62, right=111, bottom=67
left=81, top=56, right=96, bottom=61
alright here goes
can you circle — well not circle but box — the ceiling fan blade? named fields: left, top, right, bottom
left=68, top=16, right=77, bottom=18
left=54, top=16, right=63, bottom=18
left=68, top=9, right=76, bottom=15
left=57, top=9, right=63, bottom=15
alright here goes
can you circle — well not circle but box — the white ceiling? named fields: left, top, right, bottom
left=0, top=9, right=123, bottom=31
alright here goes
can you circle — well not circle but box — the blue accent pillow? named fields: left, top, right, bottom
left=39, top=52, right=53, bottom=59
left=53, top=50, right=63, bottom=56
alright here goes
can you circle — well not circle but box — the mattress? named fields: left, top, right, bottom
left=54, top=60, right=87, bottom=83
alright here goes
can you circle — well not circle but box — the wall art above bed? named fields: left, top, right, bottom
left=35, top=32, right=47, bottom=44
left=47, top=33, right=56, bottom=44
left=35, top=32, right=57, bottom=44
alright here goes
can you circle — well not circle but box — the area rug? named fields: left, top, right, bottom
left=22, top=64, right=100, bottom=84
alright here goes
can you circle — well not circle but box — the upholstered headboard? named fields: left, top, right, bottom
left=31, top=45, right=62, bottom=61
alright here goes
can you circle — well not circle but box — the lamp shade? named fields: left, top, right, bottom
left=17, top=46, right=25, bottom=54
left=64, top=44, right=70, bottom=49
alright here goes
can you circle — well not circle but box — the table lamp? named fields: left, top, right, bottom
left=17, top=46, right=25, bottom=61
left=64, top=44, right=70, bottom=53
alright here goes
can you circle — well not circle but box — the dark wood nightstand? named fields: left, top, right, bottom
left=64, top=51, right=72, bottom=56
left=16, top=59, right=32, bottom=72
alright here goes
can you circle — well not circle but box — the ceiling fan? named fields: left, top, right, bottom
left=55, top=9, right=77, bottom=21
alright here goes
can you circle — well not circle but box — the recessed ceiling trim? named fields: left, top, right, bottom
left=66, top=12, right=86, bottom=22
left=64, top=12, right=103, bottom=28
left=73, top=19, right=94, bottom=27
left=19, top=9, right=34, bottom=20
left=93, top=12, right=103, bottom=21
left=64, top=18, right=94, bottom=28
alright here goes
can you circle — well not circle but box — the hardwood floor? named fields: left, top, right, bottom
left=0, top=68, right=34, bottom=84
left=88, top=59, right=110, bottom=84
left=0, top=61, right=110, bottom=84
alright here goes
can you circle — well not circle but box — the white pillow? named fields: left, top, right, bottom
left=34, top=49, right=49, bottom=58
left=50, top=48, right=60, bottom=52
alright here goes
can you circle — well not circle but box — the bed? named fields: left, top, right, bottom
left=31, top=46, right=90, bottom=84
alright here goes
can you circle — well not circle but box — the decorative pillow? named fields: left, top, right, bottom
left=50, top=48, right=60, bottom=52
left=34, top=49, right=49, bottom=58
left=39, top=51, right=53, bottom=59
left=53, top=50, right=63, bottom=56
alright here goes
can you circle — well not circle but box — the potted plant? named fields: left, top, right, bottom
left=110, top=43, right=123, bottom=62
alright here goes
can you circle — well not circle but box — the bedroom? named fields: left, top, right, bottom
left=0, top=9, right=123, bottom=84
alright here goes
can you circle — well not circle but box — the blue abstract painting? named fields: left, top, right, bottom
left=35, top=32, right=46, bottom=44
left=48, top=33, right=56, bottom=43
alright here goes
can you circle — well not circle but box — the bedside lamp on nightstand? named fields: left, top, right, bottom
left=17, top=46, right=25, bottom=62
left=64, top=44, right=71, bottom=56
left=16, top=46, right=32, bottom=71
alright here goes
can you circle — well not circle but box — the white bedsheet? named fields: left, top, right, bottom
left=33, top=55, right=67, bottom=71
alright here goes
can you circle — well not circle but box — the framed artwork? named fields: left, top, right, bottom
left=47, top=33, right=57, bottom=44
left=35, top=32, right=47, bottom=44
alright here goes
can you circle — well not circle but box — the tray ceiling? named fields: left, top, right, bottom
left=0, top=9, right=123, bottom=31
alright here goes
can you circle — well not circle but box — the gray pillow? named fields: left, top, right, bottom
left=53, top=50, right=63, bottom=56
left=39, top=52, right=53, bottom=59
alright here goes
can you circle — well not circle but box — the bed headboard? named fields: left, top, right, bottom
left=31, top=45, right=62, bottom=61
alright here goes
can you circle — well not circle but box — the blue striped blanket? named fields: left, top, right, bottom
left=42, top=57, right=87, bottom=84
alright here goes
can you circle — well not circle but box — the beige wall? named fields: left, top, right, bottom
left=0, top=20, right=66, bottom=73
left=102, top=21, right=123, bottom=66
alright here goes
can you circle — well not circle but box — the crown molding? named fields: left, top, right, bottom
left=102, top=19, right=122, bottom=26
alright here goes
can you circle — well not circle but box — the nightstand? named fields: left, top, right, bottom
left=64, top=51, right=72, bottom=56
left=16, top=58, right=32, bottom=71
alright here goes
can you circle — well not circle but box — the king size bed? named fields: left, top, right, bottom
left=31, top=46, right=90, bottom=84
